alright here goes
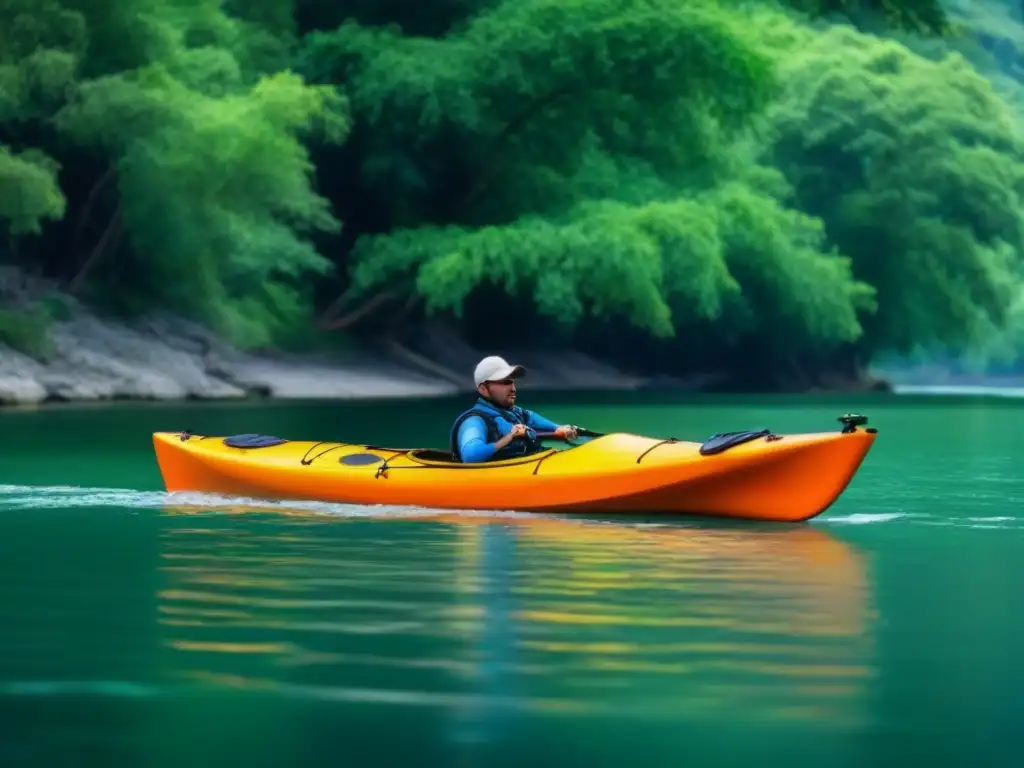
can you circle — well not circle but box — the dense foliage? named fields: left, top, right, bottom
left=3, top=0, right=1024, bottom=386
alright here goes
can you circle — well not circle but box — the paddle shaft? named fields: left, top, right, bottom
left=533, top=428, right=604, bottom=440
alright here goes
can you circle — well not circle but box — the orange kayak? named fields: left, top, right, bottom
left=151, top=414, right=877, bottom=523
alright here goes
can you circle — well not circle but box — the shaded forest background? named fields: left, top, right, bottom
left=3, top=0, right=1024, bottom=390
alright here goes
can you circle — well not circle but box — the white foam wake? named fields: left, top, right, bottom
left=0, top=483, right=539, bottom=520
left=821, top=512, right=905, bottom=525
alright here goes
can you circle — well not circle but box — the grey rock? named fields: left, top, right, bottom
left=0, top=271, right=663, bottom=407
left=0, top=348, right=48, bottom=404
left=0, top=296, right=464, bottom=405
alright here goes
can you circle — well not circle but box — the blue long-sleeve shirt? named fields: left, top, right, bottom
left=458, top=408, right=560, bottom=463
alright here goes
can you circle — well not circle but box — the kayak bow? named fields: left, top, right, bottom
left=151, top=413, right=877, bottom=523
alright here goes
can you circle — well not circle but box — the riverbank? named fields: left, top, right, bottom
left=0, top=309, right=676, bottom=407
left=0, top=268, right=888, bottom=408
left=0, top=265, right=680, bottom=406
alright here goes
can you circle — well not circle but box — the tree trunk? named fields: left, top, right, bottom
left=72, top=163, right=116, bottom=261
left=317, top=289, right=397, bottom=331
left=69, top=204, right=123, bottom=294
left=381, top=335, right=466, bottom=387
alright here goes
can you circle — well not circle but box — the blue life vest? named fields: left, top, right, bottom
left=449, top=397, right=547, bottom=462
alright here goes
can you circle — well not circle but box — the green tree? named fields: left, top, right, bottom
left=781, top=0, right=948, bottom=32
left=0, top=0, right=83, bottom=235
left=755, top=12, right=1024, bottom=356
left=295, top=0, right=886, bottom=387
left=1, top=0, right=347, bottom=348
left=4, top=0, right=1023, bottom=388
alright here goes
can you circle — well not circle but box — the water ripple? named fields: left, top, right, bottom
left=150, top=511, right=877, bottom=728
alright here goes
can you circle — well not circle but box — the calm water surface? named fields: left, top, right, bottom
left=0, top=393, right=1022, bottom=766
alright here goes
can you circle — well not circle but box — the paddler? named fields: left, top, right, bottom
left=450, top=355, right=579, bottom=463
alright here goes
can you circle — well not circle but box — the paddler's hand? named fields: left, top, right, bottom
left=556, top=425, right=578, bottom=441
left=494, top=423, right=528, bottom=452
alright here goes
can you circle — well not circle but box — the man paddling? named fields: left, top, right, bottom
left=450, top=355, right=579, bottom=463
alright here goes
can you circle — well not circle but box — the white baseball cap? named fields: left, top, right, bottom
left=473, top=355, right=526, bottom=386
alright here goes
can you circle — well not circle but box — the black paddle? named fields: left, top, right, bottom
left=534, top=428, right=604, bottom=440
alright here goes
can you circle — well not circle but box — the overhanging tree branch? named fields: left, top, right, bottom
left=317, top=288, right=397, bottom=331
left=457, top=81, right=578, bottom=211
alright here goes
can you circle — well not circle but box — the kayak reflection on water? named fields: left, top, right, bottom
left=449, top=355, right=580, bottom=464
left=153, top=506, right=872, bottom=747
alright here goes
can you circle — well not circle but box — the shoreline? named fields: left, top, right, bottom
left=0, top=298, right=689, bottom=409
left=6, top=313, right=1023, bottom=412
left=1, top=270, right=957, bottom=410
left=15, top=299, right=1024, bottom=410
left=0, top=306, right=892, bottom=410
left=0, top=267, right=739, bottom=408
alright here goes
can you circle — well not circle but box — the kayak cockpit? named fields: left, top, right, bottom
left=404, top=447, right=558, bottom=467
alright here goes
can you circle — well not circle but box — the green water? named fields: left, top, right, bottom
left=1, top=393, right=1022, bottom=766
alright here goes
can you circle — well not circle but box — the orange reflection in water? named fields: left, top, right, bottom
left=156, top=503, right=874, bottom=728
left=442, top=513, right=874, bottom=726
